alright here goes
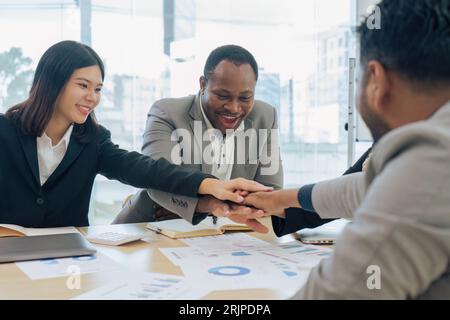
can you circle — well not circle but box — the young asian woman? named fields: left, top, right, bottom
left=0, top=40, right=270, bottom=228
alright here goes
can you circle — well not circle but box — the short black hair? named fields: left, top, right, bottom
left=358, top=0, right=450, bottom=86
left=203, top=45, right=258, bottom=81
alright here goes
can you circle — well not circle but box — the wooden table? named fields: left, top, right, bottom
left=0, top=218, right=310, bottom=299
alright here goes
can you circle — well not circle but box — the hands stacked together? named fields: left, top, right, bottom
left=197, top=178, right=300, bottom=233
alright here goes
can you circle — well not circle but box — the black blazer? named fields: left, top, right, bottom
left=271, top=148, right=373, bottom=237
left=0, top=115, right=211, bottom=227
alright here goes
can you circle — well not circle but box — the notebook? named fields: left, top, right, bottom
left=146, top=217, right=252, bottom=239
left=0, top=233, right=97, bottom=263
left=0, top=224, right=79, bottom=237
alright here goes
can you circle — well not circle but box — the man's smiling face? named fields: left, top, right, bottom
left=200, top=60, right=257, bottom=134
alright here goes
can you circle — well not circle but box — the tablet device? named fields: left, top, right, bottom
left=0, top=233, right=97, bottom=263
left=296, top=219, right=350, bottom=245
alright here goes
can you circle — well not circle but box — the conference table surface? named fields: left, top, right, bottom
left=0, top=217, right=325, bottom=300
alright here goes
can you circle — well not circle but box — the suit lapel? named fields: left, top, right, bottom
left=188, top=93, right=212, bottom=175
left=17, top=127, right=40, bottom=187
left=43, top=134, right=85, bottom=186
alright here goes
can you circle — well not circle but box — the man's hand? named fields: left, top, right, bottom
left=227, top=210, right=269, bottom=234
left=195, top=196, right=269, bottom=233
left=198, top=178, right=273, bottom=204
left=242, top=189, right=301, bottom=217
left=196, top=196, right=230, bottom=217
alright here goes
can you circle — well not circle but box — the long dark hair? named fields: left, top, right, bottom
left=5, top=40, right=105, bottom=142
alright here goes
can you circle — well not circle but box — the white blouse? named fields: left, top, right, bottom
left=36, top=125, right=73, bottom=186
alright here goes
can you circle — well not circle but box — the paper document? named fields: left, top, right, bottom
left=179, top=255, right=305, bottom=293
left=159, top=247, right=220, bottom=266
left=73, top=272, right=206, bottom=300
left=16, top=252, right=121, bottom=280
left=180, top=232, right=273, bottom=254
left=159, top=245, right=309, bottom=295
left=256, top=241, right=332, bottom=269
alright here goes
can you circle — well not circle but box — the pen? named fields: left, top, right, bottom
left=149, top=226, right=162, bottom=234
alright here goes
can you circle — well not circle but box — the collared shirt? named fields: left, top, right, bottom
left=199, top=97, right=244, bottom=181
left=37, top=125, right=73, bottom=186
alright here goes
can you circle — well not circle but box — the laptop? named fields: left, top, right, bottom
left=295, top=219, right=350, bottom=245
left=0, top=233, right=97, bottom=263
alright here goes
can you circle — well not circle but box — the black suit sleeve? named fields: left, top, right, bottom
left=272, top=147, right=373, bottom=237
left=342, top=147, right=372, bottom=175
left=96, top=127, right=214, bottom=198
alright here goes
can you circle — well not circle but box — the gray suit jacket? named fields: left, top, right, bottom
left=114, top=93, right=283, bottom=224
left=293, top=100, right=450, bottom=299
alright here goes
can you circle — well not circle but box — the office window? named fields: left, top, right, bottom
left=0, top=0, right=358, bottom=225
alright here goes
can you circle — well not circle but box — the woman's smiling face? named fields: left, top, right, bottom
left=53, top=65, right=103, bottom=126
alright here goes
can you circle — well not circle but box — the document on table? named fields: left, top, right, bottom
left=179, top=255, right=305, bottom=294
left=15, top=252, right=122, bottom=280
left=159, top=237, right=334, bottom=297
left=180, top=232, right=273, bottom=254
left=159, top=247, right=219, bottom=266
left=73, top=271, right=207, bottom=300
left=255, top=241, right=333, bottom=269
left=160, top=246, right=308, bottom=295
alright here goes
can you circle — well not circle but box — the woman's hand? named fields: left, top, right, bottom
left=198, top=178, right=273, bottom=204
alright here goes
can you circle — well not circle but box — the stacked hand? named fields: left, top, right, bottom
left=197, top=178, right=272, bottom=233
left=195, top=195, right=268, bottom=233
left=243, top=189, right=300, bottom=216
left=198, top=178, right=301, bottom=233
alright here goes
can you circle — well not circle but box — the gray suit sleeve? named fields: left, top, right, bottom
left=143, top=102, right=200, bottom=224
left=311, top=172, right=367, bottom=219
left=253, top=107, right=284, bottom=190
left=293, top=136, right=450, bottom=299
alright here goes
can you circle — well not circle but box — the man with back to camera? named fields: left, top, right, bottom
left=242, top=0, right=450, bottom=299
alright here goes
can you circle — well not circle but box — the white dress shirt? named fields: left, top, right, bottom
left=200, top=98, right=244, bottom=181
left=37, top=125, right=73, bottom=186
